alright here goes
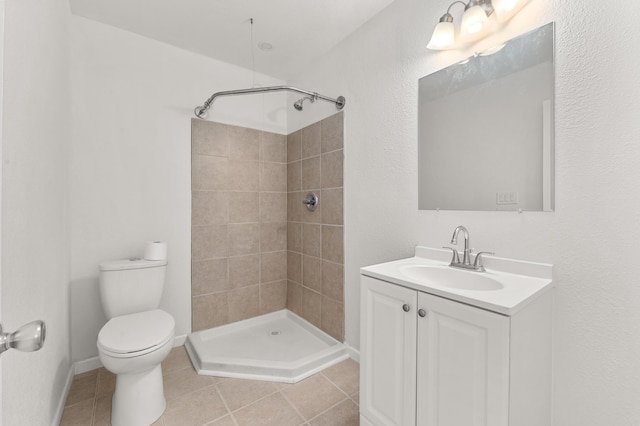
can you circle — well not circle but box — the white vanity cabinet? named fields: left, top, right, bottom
left=360, top=273, right=552, bottom=426
left=360, top=276, right=418, bottom=426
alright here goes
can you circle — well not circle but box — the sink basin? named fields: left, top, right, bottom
left=361, top=246, right=554, bottom=315
left=398, top=265, right=504, bottom=291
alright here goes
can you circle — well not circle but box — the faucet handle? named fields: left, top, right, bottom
left=473, top=252, right=495, bottom=271
left=442, top=247, right=460, bottom=265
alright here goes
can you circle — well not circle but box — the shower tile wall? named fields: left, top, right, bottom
left=191, top=113, right=344, bottom=340
left=191, top=120, right=288, bottom=331
left=287, top=112, right=345, bottom=341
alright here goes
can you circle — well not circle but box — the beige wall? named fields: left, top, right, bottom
left=191, top=119, right=288, bottom=330
left=286, top=112, right=344, bottom=341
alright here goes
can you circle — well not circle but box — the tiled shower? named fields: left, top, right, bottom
left=191, top=112, right=344, bottom=341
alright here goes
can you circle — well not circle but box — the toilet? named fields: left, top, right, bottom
left=97, top=254, right=175, bottom=426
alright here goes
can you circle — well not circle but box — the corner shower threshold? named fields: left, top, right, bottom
left=185, top=309, right=349, bottom=383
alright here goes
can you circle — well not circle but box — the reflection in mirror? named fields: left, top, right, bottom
left=418, top=23, right=554, bottom=211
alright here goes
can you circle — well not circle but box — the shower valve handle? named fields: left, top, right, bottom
left=302, top=192, right=319, bottom=211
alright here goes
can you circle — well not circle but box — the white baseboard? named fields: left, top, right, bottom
left=344, top=342, right=360, bottom=363
left=173, top=333, right=187, bottom=347
left=73, top=334, right=188, bottom=375
left=51, top=365, right=75, bottom=426
left=74, top=356, right=102, bottom=375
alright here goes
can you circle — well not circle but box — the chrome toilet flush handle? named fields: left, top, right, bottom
left=0, top=320, right=46, bottom=356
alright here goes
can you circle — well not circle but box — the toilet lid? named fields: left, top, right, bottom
left=98, top=309, right=175, bottom=355
left=99, top=258, right=167, bottom=271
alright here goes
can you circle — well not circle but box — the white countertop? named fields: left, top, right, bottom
left=360, top=246, right=554, bottom=316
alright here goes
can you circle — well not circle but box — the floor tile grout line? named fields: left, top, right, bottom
left=304, top=395, right=352, bottom=424
left=62, top=396, right=95, bottom=410
left=162, top=359, right=197, bottom=377
left=223, top=386, right=303, bottom=425
left=163, top=380, right=217, bottom=414
left=229, top=411, right=240, bottom=426
left=349, top=393, right=360, bottom=407
left=224, top=385, right=282, bottom=415
left=90, top=376, right=98, bottom=426
left=211, top=380, right=235, bottom=421
left=64, top=374, right=99, bottom=408
left=162, top=363, right=205, bottom=381
left=319, top=370, right=354, bottom=400
left=277, top=388, right=309, bottom=423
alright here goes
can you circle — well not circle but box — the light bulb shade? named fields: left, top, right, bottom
left=493, top=0, right=529, bottom=22
left=460, top=5, right=489, bottom=40
left=427, top=21, right=455, bottom=50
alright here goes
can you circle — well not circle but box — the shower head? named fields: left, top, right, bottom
left=293, top=96, right=315, bottom=111
left=194, top=105, right=208, bottom=119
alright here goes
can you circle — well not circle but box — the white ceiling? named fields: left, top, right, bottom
left=69, top=0, right=396, bottom=80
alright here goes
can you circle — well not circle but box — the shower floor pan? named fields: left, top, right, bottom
left=185, top=309, right=348, bottom=383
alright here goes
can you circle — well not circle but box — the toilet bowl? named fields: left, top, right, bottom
left=97, top=252, right=174, bottom=426
left=98, top=309, right=175, bottom=426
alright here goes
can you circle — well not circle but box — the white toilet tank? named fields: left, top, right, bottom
left=99, top=258, right=167, bottom=318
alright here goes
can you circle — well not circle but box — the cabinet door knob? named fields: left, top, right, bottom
left=418, top=309, right=427, bottom=318
left=402, top=304, right=410, bottom=312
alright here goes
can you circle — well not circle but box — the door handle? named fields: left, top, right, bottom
left=0, top=320, right=46, bottom=355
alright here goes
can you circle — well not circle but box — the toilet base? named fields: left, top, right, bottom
left=111, top=364, right=166, bottom=426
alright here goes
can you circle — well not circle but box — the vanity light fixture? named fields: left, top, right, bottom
left=460, top=0, right=494, bottom=41
left=427, top=0, right=529, bottom=50
left=492, top=0, right=529, bottom=22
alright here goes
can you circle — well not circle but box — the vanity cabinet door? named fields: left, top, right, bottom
left=360, top=276, right=418, bottom=426
left=416, top=292, right=510, bottom=426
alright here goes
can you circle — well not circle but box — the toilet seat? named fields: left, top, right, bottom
left=98, top=309, right=175, bottom=358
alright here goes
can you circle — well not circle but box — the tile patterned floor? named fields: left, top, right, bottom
left=60, top=346, right=360, bottom=426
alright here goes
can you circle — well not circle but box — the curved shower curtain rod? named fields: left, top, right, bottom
left=194, top=85, right=346, bottom=119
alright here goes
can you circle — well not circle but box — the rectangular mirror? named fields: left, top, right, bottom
left=418, top=23, right=555, bottom=211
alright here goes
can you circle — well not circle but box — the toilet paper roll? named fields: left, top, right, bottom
left=144, top=241, right=168, bottom=261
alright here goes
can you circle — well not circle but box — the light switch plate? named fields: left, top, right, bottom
left=496, top=191, right=518, bottom=205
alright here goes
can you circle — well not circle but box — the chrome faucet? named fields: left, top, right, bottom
left=451, top=225, right=471, bottom=266
left=444, top=225, right=494, bottom=272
